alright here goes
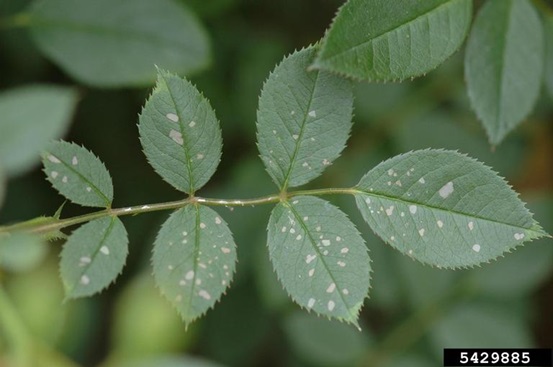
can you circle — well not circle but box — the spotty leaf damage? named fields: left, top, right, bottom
left=60, top=216, right=128, bottom=298
left=42, top=141, right=114, bottom=208
left=267, top=196, right=371, bottom=326
left=139, top=68, right=222, bottom=195
left=354, top=149, right=548, bottom=268
left=152, top=205, right=236, bottom=325
left=256, top=46, right=353, bottom=190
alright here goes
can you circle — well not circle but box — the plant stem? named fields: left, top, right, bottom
left=0, top=187, right=360, bottom=237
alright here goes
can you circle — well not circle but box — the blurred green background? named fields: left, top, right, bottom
left=0, top=0, right=552, bottom=366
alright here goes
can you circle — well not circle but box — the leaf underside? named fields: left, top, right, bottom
left=354, top=149, right=547, bottom=268
left=464, top=0, right=544, bottom=145
left=267, top=196, right=371, bottom=326
left=139, top=69, right=222, bottom=194
left=28, top=0, right=211, bottom=87
left=256, top=46, right=354, bottom=190
left=60, top=216, right=128, bottom=298
left=152, top=205, right=236, bottom=325
left=313, top=0, right=472, bottom=81
left=42, top=141, right=114, bottom=208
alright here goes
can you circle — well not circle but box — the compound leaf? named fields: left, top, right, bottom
left=0, top=86, right=78, bottom=176
left=354, top=150, right=548, bottom=268
left=465, top=0, right=543, bottom=145
left=544, top=15, right=553, bottom=100
left=42, top=141, right=113, bottom=208
left=257, top=47, right=353, bottom=190
left=267, top=196, right=370, bottom=326
left=28, top=0, right=210, bottom=87
left=60, top=216, right=128, bottom=298
left=313, top=0, right=472, bottom=81
left=152, top=205, right=236, bottom=325
left=139, top=69, right=222, bottom=194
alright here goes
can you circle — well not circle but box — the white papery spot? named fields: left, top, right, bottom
left=388, top=169, right=394, bottom=176
left=169, top=129, right=183, bottom=145
left=308, top=110, right=316, bottom=117
left=189, top=121, right=196, bottom=127
left=290, top=228, right=296, bottom=234
left=341, top=247, right=349, bottom=254
left=400, top=212, right=405, bottom=217
left=395, top=180, right=402, bottom=187
left=409, top=205, right=417, bottom=214
left=51, top=171, right=59, bottom=179
left=303, top=216, right=309, bottom=221
left=308, top=268, right=315, bottom=277
left=166, top=113, right=179, bottom=122
left=514, top=233, right=525, bottom=240
left=62, top=176, right=68, bottom=183
left=308, top=298, right=316, bottom=308
left=302, top=162, right=309, bottom=167
left=292, top=134, right=299, bottom=140
left=337, top=261, right=346, bottom=267
left=437, top=220, right=444, bottom=228
left=336, top=236, right=341, bottom=242
left=472, top=244, right=481, bottom=252
left=185, top=270, right=195, bottom=280
left=439, top=181, right=454, bottom=198
left=179, top=280, right=186, bottom=286
left=48, top=155, right=61, bottom=164
left=291, top=110, right=295, bottom=115
left=296, top=235, right=302, bottom=241
left=316, top=226, right=321, bottom=232
left=80, top=275, right=90, bottom=285
left=322, top=159, right=330, bottom=166
left=196, top=279, right=202, bottom=285
left=322, top=240, right=330, bottom=246
left=86, top=186, right=92, bottom=192
left=221, top=247, right=231, bottom=254
left=408, top=249, right=413, bottom=255
left=281, top=226, right=286, bottom=233
left=198, top=263, right=207, bottom=269
left=326, top=283, right=336, bottom=293
left=142, top=205, right=150, bottom=209
left=197, top=153, right=204, bottom=160
left=79, top=256, right=91, bottom=266
left=306, top=254, right=316, bottom=264
left=386, top=205, right=394, bottom=216
left=200, top=223, right=206, bottom=229
left=327, top=300, right=335, bottom=311
left=168, top=265, right=174, bottom=270
left=419, top=177, right=425, bottom=184
left=323, top=250, right=329, bottom=255
left=468, top=221, right=474, bottom=231
left=365, top=197, right=371, bottom=204
left=100, top=246, right=110, bottom=255
left=342, top=289, right=349, bottom=295
left=391, top=236, right=395, bottom=241
left=215, top=217, right=222, bottom=225
left=418, top=228, right=425, bottom=237
left=72, top=156, right=78, bottom=165
left=199, top=290, right=211, bottom=300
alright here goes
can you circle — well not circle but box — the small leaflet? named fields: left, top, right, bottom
left=42, top=141, right=114, bottom=208
left=139, top=69, right=222, bottom=194
left=354, top=149, right=548, bottom=268
left=152, top=205, right=236, bottom=325
left=60, top=217, right=128, bottom=298
left=256, top=46, right=353, bottom=190
left=267, top=196, right=370, bottom=326
left=313, top=0, right=472, bottom=81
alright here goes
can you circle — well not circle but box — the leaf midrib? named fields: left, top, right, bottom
left=355, top=188, right=544, bottom=235
left=319, top=0, right=458, bottom=62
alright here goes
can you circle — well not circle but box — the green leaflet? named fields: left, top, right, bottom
left=465, top=0, right=544, bottom=145
left=354, top=150, right=548, bottom=268
left=42, top=141, right=114, bottom=208
left=0, top=86, right=78, bottom=176
left=139, top=69, right=222, bottom=194
left=312, top=0, right=472, bottom=81
left=267, top=196, right=370, bottom=326
left=257, top=47, right=353, bottom=190
left=28, top=0, right=210, bottom=87
left=152, top=205, right=236, bottom=325
left=118, top=356, right=226, bottom=367
left=60, top=217, right=128, bottom=298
